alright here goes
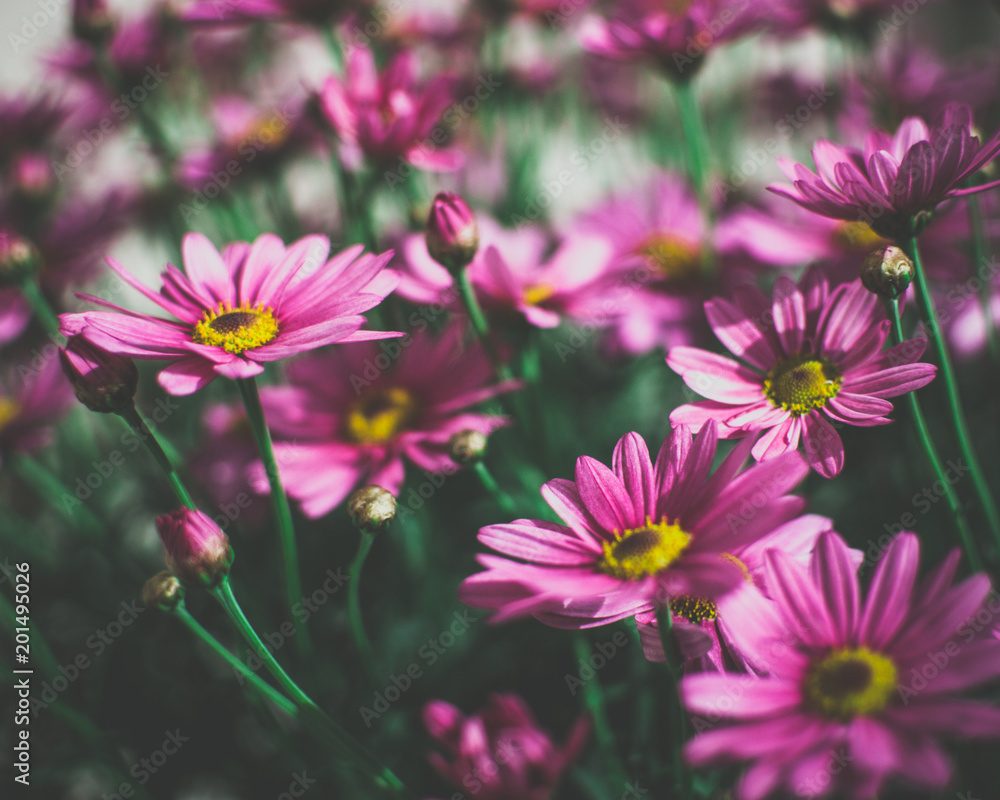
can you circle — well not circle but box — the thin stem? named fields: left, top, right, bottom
left=19, top=278, right=61, bottom=337
left=457, top=267, right=515, bottom=385
left=173, top=604, right=298, bottom=716
left=887, top=299, right=983, bottom=571
left=655, top=603, right=691, bottom=800
left=902, top=234, right=1000, bottom=553
left=212, top=578, right=407, bottom=796
left=571, top=633, right=628, bottom=791
left=472, top=461, right=517, bottom=516
left=117, top=403, right=196, bottom=510
left=966, top=192, right=998, bottom=360
left=11, top=454, right=104, bottom=539
left=674, top=79, right=715, bottom=277
left=348, top=530, right=377, bottom=683
left=234, top=376, right=311, bottom=664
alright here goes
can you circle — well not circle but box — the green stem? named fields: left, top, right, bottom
left=11, top=454, right=103, bottom=539
left=966, top=192, right=998, bottom=360
left=472, top=461, right=517, bottom=516
left=348, top=530, right=377, bottom=683
left=212, top=578, right=407, bottom=796
left=571, top=633, right=628, bottom=791
left=234, top=377, right=311, bottom=664
left=117, top=403, right=195, bottom=510
left=173, top=603, right=298, bottom=715
left=655, top=603, right=690, bottom=799
left=457, top=267, right=515, bottom=385
left=887, top=299, right=983, bottom=571
left=902, top=234, right=1000, bottom=554
left=674, top=79, right=715, bottom=250
left=19, top=278, right=61, bottom=337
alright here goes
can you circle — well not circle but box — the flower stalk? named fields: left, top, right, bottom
left=901, top=233, right=1000, bottom=554
left=117, top=402, right=196, bottom=511
left=235, top=376, right=311, bottom=663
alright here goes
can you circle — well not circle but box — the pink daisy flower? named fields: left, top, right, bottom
left=396, top=214, right=615, bottom=330
left=768, top=104, right=1000, bottom=239
left=681, top=531, right=1000, bottom=799
left=581, top=0, right=759, bottom=80
left=666, top=269, right=937, bottom=478
left=255, top=322, right=518, bottom=518
left=423, top=693, right=589, bottom=800
left=0, top=357, right=75, bottom=468
left=59, top=232, right=400, bottom=396
left=319, top=43, right=462, bottom=173
left=636, top=511, right=856, bottom=673
left=459, top=424, right=810, bottom=629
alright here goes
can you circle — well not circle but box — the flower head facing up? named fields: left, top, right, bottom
left=156, top=508, right=233, bottom=588
left=60, top=232, right=401, bottom=396
left=667, top=269, right=937, bottom=477
left=255, top=322, right=518, bottom=518
left=423, top=693, right=589, bottom=800
left=681, top=531, right=1000, bottom=799
left=769, top=104, right=1000, bottom=239
left=319, top=44, right=461, bottom=172
left=460, top=423, right=811, bottom=629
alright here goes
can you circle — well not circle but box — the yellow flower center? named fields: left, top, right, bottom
left=834, top=221, right=887, bottom=251
left=805, top=647, right=897, bottom=721
left=0, top=397, right=20, bottom=435
left=671, top=595, right=718, bottom=624
left=599, top=516, right=692, bottom=581
left=764, top=355, right=842, bottom=416
left=192, top=302, right=279, bottom=354
left=635, top=233, right=701, bottom=284
left=229, top=112, right=292, bottom=153
left=522, top=283, right=556, bottom=306
left=344, top=387, right=418, bottom=445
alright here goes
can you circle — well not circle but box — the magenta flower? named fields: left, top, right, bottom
left=0, top=357, right=74, bottom=468
left=581, top=0, right=759, bottom=80
left=60, top=232, right=400, bottom=396
left=396, top=215, right=615, bottom=330
left=459, top=424, right=810, bottom=629
left=681, top=531, right=1000, bottom=799
left=423, top=693, right=589, bottom=800
left=255, top=322, right=518, bottom=518
left=667, top=269, right=937, bottom=478
left=769, top=104, right=1000, bottom=239
left=319, top=44, right=462, bottom=173
left=59, top=334, right=138, bottom=414
left=156, top=508, right=233, bottom=587
left=636, top=511, right=848, bottom=673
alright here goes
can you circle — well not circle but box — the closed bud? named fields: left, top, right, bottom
left=348, top=485, right=396, bottom=531
left=142, top=571, right=185, bottom=611
left=448, top=429, right=488, bottom=463
left=156, top=508, right=234, bottom=587
left=59, top=335, right=139, bottom=414
left=0, top=229, right=40, bottom=286
left=10, top=153, right=55, bottom=202
left=860, top=245, right=913, bottom=300
left=425, top=191, right=478, bottom=273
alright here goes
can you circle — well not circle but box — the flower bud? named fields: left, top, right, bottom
left=59, top=335, right=139, bottom=414
left=156, top=508, right=234, bottom=587
left=0, top=230, right=40, bottom=286
left=348, top=485, right=396, bottom=531
left=425, top=192, right=479, bottom=273
left=72, top=0, right=115, bottom=45
left=142, top=571, right=185, bottom=611
left=10, top=153, right=55, bottom=202
left=860, top=245, right=913, bottom=300
left=448, top=429, right=488, bottom=464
